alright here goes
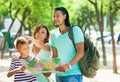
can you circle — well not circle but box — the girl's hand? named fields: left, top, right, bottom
left=55, top=64, right=69, bottom=72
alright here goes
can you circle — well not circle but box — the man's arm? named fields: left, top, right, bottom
left=55, top=42, right=84, bottom=72
left=69, top=42, right=84, bottom=67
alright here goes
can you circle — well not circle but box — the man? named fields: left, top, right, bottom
left=51, top=7, right=84, bottom=82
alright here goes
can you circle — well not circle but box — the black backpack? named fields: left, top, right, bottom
left=68, top=25, right=100, bottom=78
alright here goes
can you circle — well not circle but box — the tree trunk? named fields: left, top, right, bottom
left=88, top=0, right=107, bottom=65
left=13, top=7, right=30, bottom=41
left=109, top=0, right=120, bottom=74
left=0, top=5, right=20, bottom=59
left=110, top=14, right=117, bottom=73
left=95, top=1, right=107, bottom=65
left=0, top=18, right=16, bottom=59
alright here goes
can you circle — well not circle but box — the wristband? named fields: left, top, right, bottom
left=68, top=63, right=72, bottom=69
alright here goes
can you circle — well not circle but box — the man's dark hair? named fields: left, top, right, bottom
left=54, top=7, right=71, bottom=27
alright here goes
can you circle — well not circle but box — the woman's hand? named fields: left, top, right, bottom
left=24, top=35, right=32, bottom=42
left=55, top=64, right=69, bottom=72
left=43, top=72, right=51, bottom=77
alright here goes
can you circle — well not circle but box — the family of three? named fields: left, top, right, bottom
left=7, top=6, right=84, bottom=82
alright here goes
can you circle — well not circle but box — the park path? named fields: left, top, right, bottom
left=0, top=42, right=120, bottom=82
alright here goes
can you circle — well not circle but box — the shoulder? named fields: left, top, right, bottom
left=50, top=29, right=59, bottom=35
left=73, top=26, right=81, bottom=31
left=50, top=29, right=60, bottom=39
left=11, top=58, right=21, bottom=65
left=11, top=57, right=20, bottom=62
left=45, top=42, right=51, bottom=47
left=72, top=25, right=84, bottom=42
left=72, top=25, right=83, bottom=34
left=28, top=56, right=37, bottom=60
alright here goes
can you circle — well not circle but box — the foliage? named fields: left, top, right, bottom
left=0, top=0, right=120, bottom=32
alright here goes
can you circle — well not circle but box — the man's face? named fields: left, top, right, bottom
left=52, top=10, right=66, bottom=27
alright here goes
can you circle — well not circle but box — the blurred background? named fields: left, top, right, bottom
left=0, top=0, right=120, bottom=82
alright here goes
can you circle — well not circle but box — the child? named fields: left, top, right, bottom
left=7, top=37, right=37, bottom=82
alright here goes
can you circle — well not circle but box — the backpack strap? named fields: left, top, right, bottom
left=68, top=25, right=77, bottom=51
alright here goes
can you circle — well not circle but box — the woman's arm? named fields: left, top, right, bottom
left=34, top=39, right=50, bottom=51
left=25, top=35, right=50, bottom=51
left=52, top=47, right=58, bottom=58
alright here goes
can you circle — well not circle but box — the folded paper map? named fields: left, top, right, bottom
left=21, top=57, right=61, bottom=74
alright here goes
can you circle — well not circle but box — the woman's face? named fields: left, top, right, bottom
left=53, top=10, right=66, bottom=27
left=35, top=27, right=47, bottom=42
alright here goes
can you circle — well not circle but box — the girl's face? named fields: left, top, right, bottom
left=53, top=10, right=66, bottom=27
left=17, top=43, right=29, bottom=58
left=35, top=27, right=47, bottom=42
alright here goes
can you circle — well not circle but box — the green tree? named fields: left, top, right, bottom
left=109, top=0, right=120, bottom=73
left=88, top=0, right=107, bottom=66
left=0, top=0, right=63, bottom=59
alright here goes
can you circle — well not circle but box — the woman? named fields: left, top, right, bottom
left=26, top=24, right=52, bottom=82
left=50, top=7, right=84, bottom=82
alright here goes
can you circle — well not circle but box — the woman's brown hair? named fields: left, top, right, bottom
left=33, top=24, right=50, bottom=43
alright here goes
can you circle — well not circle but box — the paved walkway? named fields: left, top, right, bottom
left=0, top=42, right=120, bottom=82
left=0, top=57, right=120, bottom=82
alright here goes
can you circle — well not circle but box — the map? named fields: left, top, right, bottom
left=21, top=57, right=61, bottom=74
